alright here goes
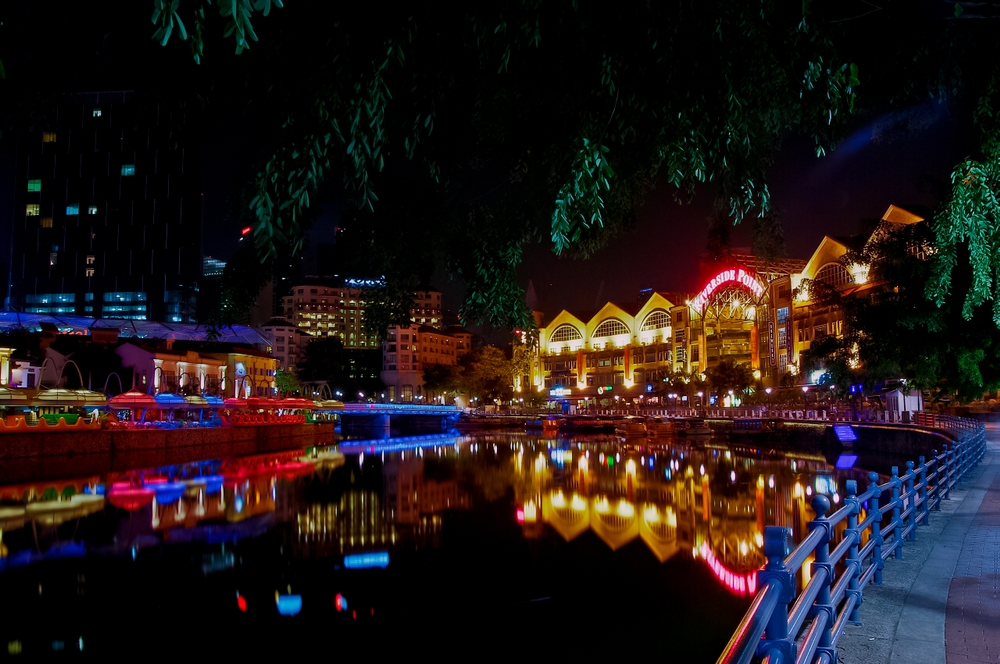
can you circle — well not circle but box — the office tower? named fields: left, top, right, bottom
left=10, top=90, right=202, bottom=322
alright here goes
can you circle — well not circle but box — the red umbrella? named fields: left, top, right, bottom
left=276, top=398, right=318, bottom=410
left=107, top=487, right=155, bottom=511
left=108, top=390, right=157, bottom=409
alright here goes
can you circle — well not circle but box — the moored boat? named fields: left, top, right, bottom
left=676, top=417, right=712, bottom=437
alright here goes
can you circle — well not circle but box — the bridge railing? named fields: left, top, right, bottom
left=718, top=418, right=987, bottom=664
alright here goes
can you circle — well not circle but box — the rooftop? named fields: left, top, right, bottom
left=0, top=312, right=270, bottom=346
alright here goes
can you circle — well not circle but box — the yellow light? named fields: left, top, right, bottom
left=616, top=500, right=635, bottom=518
left=523, top=500, right=537, bottom=522
left=551, top=491, right=566, bottom=509
left=594, top=497, right=610, bottom=513
left=757, top=475, right=765, bottom=489
left=739, top=540, right=749, bottom=556
left=754, top=532, right=763, bottom=547
left=571, top=494, right=587, bottom=512
left=793, top=482, right=803, bottom=498
left=644, top=505, right=660, bottom=523
left=626, top=459, right=637, bottom=475
left=666, top=507, right=677, bottom=528
left=579, top=457, right=588, bottom=472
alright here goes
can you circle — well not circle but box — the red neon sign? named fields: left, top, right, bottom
left=691, top=268, right=764, bottom=310
left=698, top=542, right=758, bottom=596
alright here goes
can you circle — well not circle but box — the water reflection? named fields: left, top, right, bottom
left=0, top=431, right=873, bottom=655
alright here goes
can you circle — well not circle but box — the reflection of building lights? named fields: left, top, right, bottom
left=757, top=476, right=764, bottom=489
left=806, top=486, right=813, bottom=496
left=739, top=541, right=749, bottom=556
left=579, top=456, right=588, bottom=472
left=768, top=475, right=775, bottom=489
left=616, top=500, right=635, bottom=518
left=793, top=482, right=803, bottom=498
left=644, top=505, right=660, bottom=523
left=571, top=494, right=587, bottom=512
left=626, top=459, right=637, bottom=475
left=754, top=532, right=763, bottom=547
left=534, top=454, right=546, bottom=473
left=594, top=497, right=610, bottom=513
left=700, top=464, right=706, bottom=476
left=551, top=491, right=566, bottom=509
left=666, top=507, right=677, bottom=528
left=832, top=492, right=840, bottom=504
left=730, top=470, right=736, bottom=483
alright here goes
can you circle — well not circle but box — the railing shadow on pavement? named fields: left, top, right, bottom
left=717, top=417, right=987, bottom=664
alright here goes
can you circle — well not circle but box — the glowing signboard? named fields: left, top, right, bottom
left=691, top=268, right=764, bottom=310
left=549, top=387, right=571, bottom=397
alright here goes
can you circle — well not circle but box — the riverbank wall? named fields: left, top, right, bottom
left=0, top=424, right=337, bottom=485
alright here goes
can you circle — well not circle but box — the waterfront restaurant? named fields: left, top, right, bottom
left=530, top=205, right=923, bottom=404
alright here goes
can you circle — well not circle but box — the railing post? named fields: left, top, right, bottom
left=931, top=449, right=941, bottom=511
left=918, top=455, right=929, bottom=526
left=845, top=480, right=863, bottom=624
left=943, top=444, right=953, bottom=501
left=890, top=466, right=903, bottom=558
left=810, top=495, right=836, bottom=663
left=756, top=526, right=797, bottom=662
left=868, top=471, right=885, bottom=584
left=905, top=460, right=916, bottom=541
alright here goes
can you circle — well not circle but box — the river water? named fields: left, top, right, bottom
left=0, top=430, right=888, bottom=657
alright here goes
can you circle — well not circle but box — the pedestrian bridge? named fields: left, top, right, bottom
left=340, top=403, right=461, bottom=433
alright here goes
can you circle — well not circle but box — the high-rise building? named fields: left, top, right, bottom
left=9, top=91, right=202, bottom=322
left=280, top=282, right=378, bottom=348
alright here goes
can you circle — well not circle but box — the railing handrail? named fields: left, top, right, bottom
left=717, top=416, right=987, bottom=664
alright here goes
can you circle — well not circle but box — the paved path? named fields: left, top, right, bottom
left=838, top=427, right=1000, bottom=664
left=946, top=436, right=1000, bottom=663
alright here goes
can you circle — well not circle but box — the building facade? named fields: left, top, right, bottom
left=531, top=205, right=919, bottom=404
left=280, top=283, right=377, bottom=349
left=11, top=91, right=202, bottom=322
left=381, top=324, right=471, bottom=402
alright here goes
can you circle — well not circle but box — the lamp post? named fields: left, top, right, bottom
left=765, top=387, right=772, bottom=409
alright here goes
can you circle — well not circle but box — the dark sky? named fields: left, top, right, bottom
left=515, top=99, right=973, bottom=319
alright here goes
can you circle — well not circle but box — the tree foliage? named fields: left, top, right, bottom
left=704, top=359, right=754, bottom=399
left=805, top=220, right=1000, bottom=400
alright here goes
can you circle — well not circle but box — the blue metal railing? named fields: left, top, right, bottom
left=718, top=418, right=987, bottom=664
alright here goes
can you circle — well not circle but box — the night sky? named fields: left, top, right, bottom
left=518, top=99, right=973, bottom=319
left=0, top=3, right=979, bottom=326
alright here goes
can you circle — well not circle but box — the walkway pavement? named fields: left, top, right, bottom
left=838, top=426, right=1000, bottom=663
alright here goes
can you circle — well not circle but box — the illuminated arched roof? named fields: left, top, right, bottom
left=815, top=262, right=852, bottom=289
left=640, top=310, right=670, bottom=331
left=550, top=324, right=583, bottom=342
left=593, top=318, right=630, bottom=338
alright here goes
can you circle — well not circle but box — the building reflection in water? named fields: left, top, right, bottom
left=0, top=432, right=870, bottom=599
left=510, top=436, right=867, bottom=596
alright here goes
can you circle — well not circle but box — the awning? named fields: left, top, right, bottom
left=108, top=390, right=157, bottom=409
left=30, top=388, right=108, bottom=408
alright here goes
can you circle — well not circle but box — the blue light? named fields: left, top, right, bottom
left=276, top=594, right=302, bottom=616
left=234, top=496, right=244, bottom=513
left=835, top=454, right=859, bottom=470
left=344, top=551, right=389, bottom=569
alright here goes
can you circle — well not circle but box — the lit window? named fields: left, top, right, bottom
left=92, top=108, right=102, bottom=117
left=42, top=132, right=56, bottom=143
left=87, top=206, right=98, bottom=215
left=121, top=164, right=135, bottom=176
left=86, top=255, right=95, bottom=265
left=27, top=180, right=41, bottom=192
left=85, top=268, right=95, bottom=277
left=26, top=204, right=40, bottom=216
left=66, top=204, right=80, bottom=215
left=40, top=217, right=52, bottom=228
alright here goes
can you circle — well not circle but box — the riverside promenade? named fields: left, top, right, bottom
left=838, top=424, right=1000, bottom=663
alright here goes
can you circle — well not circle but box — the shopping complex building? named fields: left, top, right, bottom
left=528, top=205, right=922, bottom=406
